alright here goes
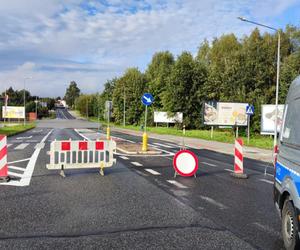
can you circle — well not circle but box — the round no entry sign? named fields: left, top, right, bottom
left=173, top=150, right=198, bottom=177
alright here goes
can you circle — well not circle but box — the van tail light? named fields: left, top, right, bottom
left=273, top=145, right=279, bottom=167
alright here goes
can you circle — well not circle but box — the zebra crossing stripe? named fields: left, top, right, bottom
left=14, top=143, right=29, bottom=150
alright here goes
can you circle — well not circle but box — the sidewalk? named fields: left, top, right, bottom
left=111, top=127, right=273, bottom=163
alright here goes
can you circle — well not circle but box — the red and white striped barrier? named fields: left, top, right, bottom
left=231, top=138, right=248, bottom=179
left=234, top=138, right=243, bottom=174
left=47, top=139, right=116, bottom=176
left=0, top=135, right=10, bottom=182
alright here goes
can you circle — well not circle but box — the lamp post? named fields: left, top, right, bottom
left=238, top=17, right=280, bottom=148
left=23, top=76, right=32, bottom=126
left=123, top=83, right=126, bottom=127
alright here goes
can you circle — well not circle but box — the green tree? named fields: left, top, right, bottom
left=112, top=68, right=146, bottom=125
left=64, top=81, right=80, bottom=108
left=145, top=51, right=175, bottom=110
left=162, top=52, right=207, bottom=128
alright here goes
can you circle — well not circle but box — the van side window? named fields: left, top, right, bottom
left=282, top=98, right=300, bottom=147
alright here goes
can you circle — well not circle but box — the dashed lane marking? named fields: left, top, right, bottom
left=7, top=144, right=12, bottom=148
left=145, top=169, right=161, bottom=175
left=199, top=195, right=228, bottom=209
left=16, top=136, right=32, bottom=140
left=167, top=180, right=188, bottom=189
left=224, top=168, right=234, bottom=173
left=131, top=162, right=143, bottom=167
left=8, top=158, right=31, bottom=164
left=14, top=143, right=29, bottom=150
left=26, top=140, right=39, bottom=143
left=119, top=156, right=129, bottom=160
left=201, top=161, right=217, bottom=167
left=259, top=179, right=273, bottom=184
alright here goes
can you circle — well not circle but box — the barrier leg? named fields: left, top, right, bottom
left=99, top=162, right=104, bottom=176
left=60, top=164, right=66, bottom=178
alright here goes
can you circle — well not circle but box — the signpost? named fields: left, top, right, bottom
left=245, top=104, right=254, bottom=144
left=105, top=101, right=113, bottom=140
left=141, top=93, right=154, bottom=151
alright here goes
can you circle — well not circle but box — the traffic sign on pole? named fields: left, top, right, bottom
left=141, top=93, right=154, bottom=106
left=173, top=150, right=198, bottom=177
left=141, top=93, right=153, bottom=152
left=246, top=104, right=254, bottom=115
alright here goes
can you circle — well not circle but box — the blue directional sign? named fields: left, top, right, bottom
left=141, top=93, right=154, bottom=106
left=246, top=104, right=254, bottom=115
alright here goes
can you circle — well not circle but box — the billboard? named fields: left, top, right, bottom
left=204, top=102, right=248, bottom=126
left=261, top=104, right=285, bottom=135
left=154, top=111, right=183, bottom=123
left=2, top=106, right=25, bottom=119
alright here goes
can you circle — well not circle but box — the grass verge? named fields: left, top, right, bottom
left=0, top=123, right=36, bottom=136
left=89, top=117, right=273, bottom=150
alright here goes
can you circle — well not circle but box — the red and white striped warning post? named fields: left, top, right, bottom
left=231, top=138, right=248, bottom=179
left=0, top=135, right=10, bottom=182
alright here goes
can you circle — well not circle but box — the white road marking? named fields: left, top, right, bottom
left=145, top=169, right=161, bottom=175
left=8, top=158, right=30, bottom=164
left=1, top=129, right=53, bottom=187
left=16, top=136, right=32, bottom=140
left=131, top=162, right=143, bottom=167
left=224, top=168, right=234, bottom=173
left=135, top=170, right=149, bottom=177
left=8, top=171, right=23, bottom=178
left=265, top=173, right=274, bottom=177
left=167, top=180, right=188, bottom=189
left=26, top=140, right=39, bottom=143
left=8, top=166, right=26, bottom=172
left=35, top=142, right=45, bottom=149
left=7, top=144, right=12, bottom=148
left=32, top=129, right=43, bottom=133
left=74, top=129, right=91, bottom=141
left=201, top=161, right=217, bottom=167
left=14, top=143, right=29, bottom=150
left=153, top=142, right=173, bottom=148
left=199, top=195, right=228, bottom=209
left=119, top=156, right=129, bottom=160
left=259, top=179, right=273, bottom=184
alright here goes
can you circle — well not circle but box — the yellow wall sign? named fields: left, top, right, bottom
left=2, top=106, right=25, bottom=119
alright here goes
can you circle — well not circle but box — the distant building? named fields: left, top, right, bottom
left=55, top=100, right=69, bottom=108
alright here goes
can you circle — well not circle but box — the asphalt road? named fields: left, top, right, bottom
left=0, top=109, right=283, bottom=249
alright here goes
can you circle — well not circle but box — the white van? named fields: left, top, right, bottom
left=274, top=75, right=300, bottom=249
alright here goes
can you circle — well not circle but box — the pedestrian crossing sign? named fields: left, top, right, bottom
left=246, top=105, right=254, bottom=115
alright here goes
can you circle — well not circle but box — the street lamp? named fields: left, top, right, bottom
left=23, top=76, right=32, bottom=126
left=123, top=83, right=126, bottom=127
left=238, top=17, right=280, bottom=148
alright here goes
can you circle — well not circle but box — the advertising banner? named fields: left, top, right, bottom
left=2, top=106, right=25, bottom=119
left=261, top=104, right=285, bottom=135
left=154, top=111, right=183, bottom=123
left=204, top=102, right=248, bottom=126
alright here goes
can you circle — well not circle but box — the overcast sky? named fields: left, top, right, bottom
left=0, top=0, right=299, bottom=97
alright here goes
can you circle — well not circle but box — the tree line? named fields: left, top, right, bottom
left=0, top=87, right=56, bottom=119
left=73, top=26, right=300, bottom=132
